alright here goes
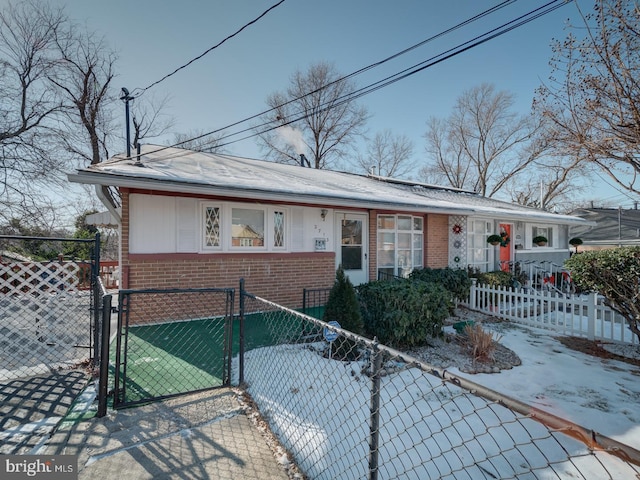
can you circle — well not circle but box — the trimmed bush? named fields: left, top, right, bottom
left=358, top=279, right=451, bottom=348
left=409, top=267, right=471, bottom=301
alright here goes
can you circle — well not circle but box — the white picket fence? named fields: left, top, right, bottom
left=466, top=279, right=638, bottom=345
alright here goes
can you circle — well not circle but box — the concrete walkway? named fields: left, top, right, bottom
left=43, top=388, right=292, bottom=479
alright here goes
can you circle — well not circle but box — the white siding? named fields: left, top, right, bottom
left=129, top=194, right=177, bottom=253
left=177, top=197, right=197, bottom=252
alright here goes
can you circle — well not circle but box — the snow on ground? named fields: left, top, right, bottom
left=457, top=319, right=640, bottom=451
left=237, top=317, right=640, bottom=479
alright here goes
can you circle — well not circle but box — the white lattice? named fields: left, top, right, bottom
left=448, top=216, right=467, bottom=269
left=0, top=261, right=84, bottom=294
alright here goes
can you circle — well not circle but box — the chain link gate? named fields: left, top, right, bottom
left=0, top=235, right=101, bottom=381
left=112, top=287, right=235, bottom=409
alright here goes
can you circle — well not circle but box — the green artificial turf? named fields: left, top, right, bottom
left=110, top=308, right=323, bottom=406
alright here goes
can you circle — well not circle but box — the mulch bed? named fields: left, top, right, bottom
left=557, top=336, right=640, bottom=367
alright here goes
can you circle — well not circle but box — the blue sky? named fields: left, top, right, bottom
left=49, top=0, right=637, bottom=208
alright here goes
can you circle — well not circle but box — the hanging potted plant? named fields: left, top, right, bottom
left=487, top=234, right=502, bottom=246
left=569, top=237, right=583, bottom=253
left=533, top=235, right=548, bottom=246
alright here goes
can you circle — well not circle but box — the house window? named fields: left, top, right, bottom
left=377, top=214, right=423, bottom=278
left=532, top=226, right=553, bottom=247
left=202, top=203, right=287, bottom=251
left=232, top=208, right=265, bottom=248
left=273, top=210, right=285, bottom=248
left=467, top=220, right=491, bottom=272
left=204, top=206, right=221, bottom=248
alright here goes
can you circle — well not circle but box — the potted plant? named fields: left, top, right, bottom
left=487, top=234, right=502, bottom=246
left=533, top=235, right=548, bottom=246
left=569, top=237, right=583, bottom=253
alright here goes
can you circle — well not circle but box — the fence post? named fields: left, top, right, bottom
left=92, top=232, right=101, bottom=361
left=369, top=338, right=382, bottom=480
left=97, top=293, right=112, bottom=418
left=239, top=278, right=245, bottom=385
left=469, top=278, right=477, bottom=310
left=587, top=292, right=597, bottom=340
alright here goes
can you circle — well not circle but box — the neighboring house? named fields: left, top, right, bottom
left=569, top=207, right=640, bottom=251
left=68, top=145, right=590, bottom=309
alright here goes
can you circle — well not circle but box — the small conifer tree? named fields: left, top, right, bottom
left=323, top=265, right=363, bottom=360
left=323, top=265, right=363, bottom=334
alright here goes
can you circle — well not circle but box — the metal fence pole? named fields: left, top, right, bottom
left=97, top=293, right=112, bottom=417
left=92, top=232, right=101, bottom=360
left=239, top=278, right=246, bottom=385
left=369, top=338, right=382, bottom=480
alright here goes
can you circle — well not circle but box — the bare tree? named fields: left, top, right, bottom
left=0, top=0, right=65, bottom=208
left=130, top=93, right=174, bottom=150
left=420, top=83, right=542, bottom=197
left=171, top=130, right=226, bottom=154
left=419, top=117, right=470, bottom=188
left=48, top=21, right=117, bottom=167
left=356, top=130, right=414, bottom=178
left=535, top=0, right=640, bottom=196
left=257, top=61, right=369, bottom=169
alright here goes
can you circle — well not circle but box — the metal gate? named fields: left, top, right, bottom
left=0, top=235, right=100, bottom=381
left=113, top=287, right=235, bottom=409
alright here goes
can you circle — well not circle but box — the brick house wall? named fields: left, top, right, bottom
left=425, top=214, right=449, bottom=268
left=120, top=189, right=335, bottom=309
left=119, top=190, right=451, bottom=314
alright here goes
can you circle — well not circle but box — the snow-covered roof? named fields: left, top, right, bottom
left=68, top=145, right=589, bottom=225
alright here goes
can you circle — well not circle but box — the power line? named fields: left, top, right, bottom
left=209, top=0, right=571, bottom=151
left=131, top=0, right=286, bottom=97
left=133, top=0, right=520, bottom=158
left=134, top=0, right=570, bottom=159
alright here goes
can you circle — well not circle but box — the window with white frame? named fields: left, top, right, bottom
left=377, top=214, right=423, bottom=278
left=467, top=219, right=491, bottom=272
left=202, top=203, right=287, bottom=251
left=532, top=225, right=553, bottom=247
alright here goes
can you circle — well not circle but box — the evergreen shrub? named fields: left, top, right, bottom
left=358, top=279, right=451, bottom=348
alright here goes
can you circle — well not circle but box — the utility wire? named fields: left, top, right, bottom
left=130, top=0, right=518, bottom=159
left=131, top=0, right=286, bottom=97
left=206, top=0, right=571, bottom=151
left=131, top=0, right=570, bottom=159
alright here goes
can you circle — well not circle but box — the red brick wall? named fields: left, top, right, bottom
left=125, top=252, right=335, bottom=309
left=425, top=214, right=449, bottom=268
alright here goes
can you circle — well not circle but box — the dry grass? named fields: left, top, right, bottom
left=463, top=323, right=503, bottom=362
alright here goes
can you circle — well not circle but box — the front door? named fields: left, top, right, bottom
left=336, top=213, right=368, bottom=285
left=499, top=223, right=512, bottom=272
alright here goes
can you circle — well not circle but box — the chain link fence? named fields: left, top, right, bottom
left=237, top=291, right=640, bottom=480
left=113, top=287, right=235, bottom=408
left=0, top=236, right=99, bottom=382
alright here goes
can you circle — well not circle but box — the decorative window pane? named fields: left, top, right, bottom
left=232, top=208, right=264, bottom=248
left=273, top=211, right=285, bottom=247
left=205, top=206, right=220, bottom=247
